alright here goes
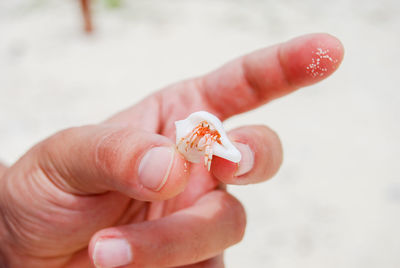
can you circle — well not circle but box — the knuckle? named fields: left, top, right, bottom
left=36, top=126, right=91, bottom=162
left=94, top=128, right=134, bottom=180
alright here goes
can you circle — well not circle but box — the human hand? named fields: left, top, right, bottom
left=0, top=33, right=343, bottom=268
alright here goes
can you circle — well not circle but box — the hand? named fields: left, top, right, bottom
left=0, top=33, right=343, bottom=268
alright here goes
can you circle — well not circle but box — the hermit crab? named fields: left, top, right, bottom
left=175, top=111, right=241, bottom=171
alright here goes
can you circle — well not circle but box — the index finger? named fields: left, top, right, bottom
left=199, top=33, right=344, bottom=120
left=105, top=33, right=343, bottom=132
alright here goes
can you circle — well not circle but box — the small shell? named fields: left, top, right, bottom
left=175, top=111, right=241, bottom=170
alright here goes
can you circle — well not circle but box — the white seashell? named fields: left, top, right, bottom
left=175, top=111, right=241, bottom=170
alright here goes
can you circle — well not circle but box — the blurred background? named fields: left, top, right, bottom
left=0, top=0, right=399, bottom=267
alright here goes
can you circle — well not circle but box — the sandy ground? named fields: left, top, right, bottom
left=1, top=0, right=399, bottom=267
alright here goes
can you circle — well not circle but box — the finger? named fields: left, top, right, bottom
left=89, top=190, right=246, bottom=268
left=19, top=124, right=189, bottom=201
left=211, top=125, right=283, bottom=185
left=178, top=254, right=224, bottom=268
left=199, top=33, right=344, bottom=120
left=104, top=33, right=344, bottom=131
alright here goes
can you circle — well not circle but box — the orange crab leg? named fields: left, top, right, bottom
left=180, top=121, right=222, bottom=171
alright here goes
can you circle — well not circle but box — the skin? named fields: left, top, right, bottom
left=0, top=33, right=344, bottom=268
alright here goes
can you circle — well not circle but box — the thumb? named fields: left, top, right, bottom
left=22, top=124, right=189, bottom=201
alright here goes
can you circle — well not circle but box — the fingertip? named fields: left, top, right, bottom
left=138, top=146, right=175, bottom=191
left=89, top=229, right=133, bottom=268
left=155, top=148, right=190, bottom=199
left=89, top=191, right=246, bottom=268
left=212, top=142, right=255, bottom=184
left=212, top=125, right=283, bottom=185
left=281, top=33, right=344, bottom=86
left=136, top=146, right=191, bottom=200
left=93, top=127, right=191, bottom=201
left=211, top=156, right=237, bottom=183
left=234, top=142, right=255, bottom=177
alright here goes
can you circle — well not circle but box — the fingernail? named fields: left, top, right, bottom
left=234, top=143, right=254, bottom=177
left=138, top=147, right=174, bottom=191
left=93, top=238, right=132, bottom=268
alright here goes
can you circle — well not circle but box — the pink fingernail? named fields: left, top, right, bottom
left=138, top=147, right=174, bottom=191
left=93, top=238, right=132, bottom=268
left=234, top=143, right=254, bottom=177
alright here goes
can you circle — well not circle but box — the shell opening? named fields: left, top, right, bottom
left=175, top=111, right=242, bottom=170
left=177, top=120, right=221, bottom=171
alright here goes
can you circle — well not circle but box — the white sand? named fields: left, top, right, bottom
left=1, top=0, right=399, bottom=267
